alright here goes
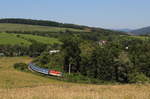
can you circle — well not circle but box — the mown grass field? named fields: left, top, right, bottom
left=0, top=23, right=84, bottom=32
left=0, top=33, right=61, bottom=46
left=0, top=57, right=150, bottom=99
left=18, top=34, right=61, bottom=44
left=129, top=35, right=150, bottom=40
left=0, top=33, right=31, bottom=46
left=121, top=35, right=150, bottom=40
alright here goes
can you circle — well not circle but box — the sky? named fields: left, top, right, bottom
left=0, top=0, right=150, bottom=29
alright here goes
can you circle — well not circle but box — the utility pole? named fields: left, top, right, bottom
left=69, top=64, right=71, bottom=75
left=69, top=58, right=73, bottom=75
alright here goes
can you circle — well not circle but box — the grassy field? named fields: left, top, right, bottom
left=0, top=57, right=60, bottom=89
left=129, top=35, right=150, bottom=40
left=0, top=57, right=150, bottom=99
left=0, top=23, right=84, bottom=32
left=18, top=34, right=61, bottom=44
left=0, top=33, right=61, bottom=46
left=121, top=35, right=150, bottom=40
left=0, top=33, right=31, bottom=46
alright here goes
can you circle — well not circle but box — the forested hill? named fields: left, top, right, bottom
left=0, top=18, right=125, bottom=35
left=131, top=26, right=150, bottom=35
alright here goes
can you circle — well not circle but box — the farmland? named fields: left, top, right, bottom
left=0, top=23, right=84, bottom=33
left=0, top=19, right=150, bottom=99
left=18, top=34, right=61, bottom=45
left=0, top=33, right=31, bottom=46
left=0, top=32, right=61, bottom=46
left=0, top=57, right=150, bottom=99
left=120, top=35, right=150, bottom=40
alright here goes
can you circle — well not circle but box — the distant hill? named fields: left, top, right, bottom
left=0, top=18, right=89, bottom=30
left=0, top=18, right=126, bottom=35
left=131, top=26, right=150, bottom=35
left=0, top=18, right=128, bottom=43
left=0, top=23, right=83, bottom=33
left=116, top=28, right=132, bottom=32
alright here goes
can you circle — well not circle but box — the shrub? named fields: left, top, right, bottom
left=128, top=73, right=150, bottom=83
left=62, top=73, right=106, bottom=84
left=14, top=63, right=29, bottom=72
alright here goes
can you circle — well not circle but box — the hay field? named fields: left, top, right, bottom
left=1, top=83, right=150, bottom=99
left=0, top=57, right=60, bottom=89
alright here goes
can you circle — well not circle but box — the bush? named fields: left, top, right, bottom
left=14, top=63, right=29, bottom=72
left=61, top=73, right=107, bottom=84
left=128, top=73, right=150, bottom=83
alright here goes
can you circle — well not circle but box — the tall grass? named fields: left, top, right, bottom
left=0, top=57, right=150, bottom=99
left=0, top=84, right=150, bottom=99
left=0, top=57, right=60, bottom=89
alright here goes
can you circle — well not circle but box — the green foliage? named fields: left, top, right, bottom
left=37, top=52, right=50, bottom=65
left=35, top=52, right=64, bottom=71
left=61, top=73, right=106, bottom=84
left=88, top=46, right=116, bottom=81
left=0, top=33, right=61, bottom=56
left=46, top=54, right=64, bottom=71
left=36, top=35, right=150, bottom=84
left=14, top=63, right=28, bottom=72
left=128, top=39, right=150, bottom=77
left=28, top=42, right=47, bottom=57
left=61, top=35, right=81, bottom=73
left=128, top=73, right=150, bottom=83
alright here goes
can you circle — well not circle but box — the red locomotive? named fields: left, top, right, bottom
left=49, top=70, right=62, bottom=77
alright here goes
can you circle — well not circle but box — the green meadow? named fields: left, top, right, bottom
left=0, top=33, right=61, bottom=46
left=0, top=23, right=84, bottom=33
left=0, top=33, right=31, bottom=46
left=17, top=34, right=61, bottom=45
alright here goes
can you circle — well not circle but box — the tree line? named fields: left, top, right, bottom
left=0, top=18, right=88, bottom=30
left=0, top=40, right=59, bottom=57
left=36, top=35, right=150, bottom=83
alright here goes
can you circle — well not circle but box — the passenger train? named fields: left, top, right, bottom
left=28, top=63, right=62, bottom=77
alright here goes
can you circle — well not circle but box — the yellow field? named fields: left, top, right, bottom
left=0, top=57, right=150, bottom=99
left=0, top=57, right=60, bottom=89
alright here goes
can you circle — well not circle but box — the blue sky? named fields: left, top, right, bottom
left=0, top=0, right=150, bottom=29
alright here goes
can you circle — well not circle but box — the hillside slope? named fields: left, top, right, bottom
left=0, top=57, right=61, bottom=88
left=0, top=33, right=31, bottom=46
left=131, top=26, right=150, bottom=35
left=0, top=23, right=83, bottom=33
left=0, top=33, right=60, bottom=46
left=0, top=18, right=126, bottom=36
left=0, top=57, right=150, bottom=99
left=0, top=18, right=87, bottom=30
